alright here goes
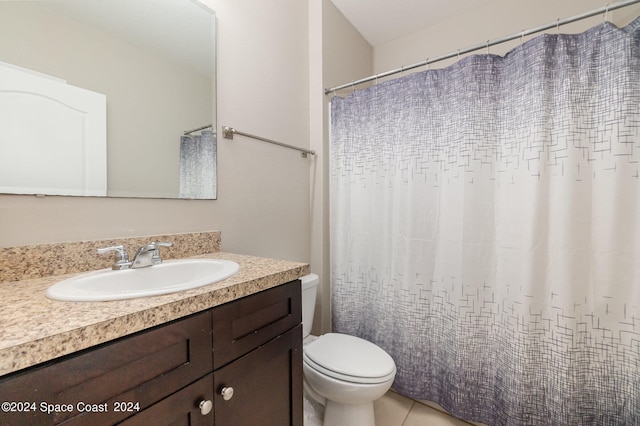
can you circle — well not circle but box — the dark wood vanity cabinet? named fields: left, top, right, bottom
left=0, top=280, right=302, bottom=426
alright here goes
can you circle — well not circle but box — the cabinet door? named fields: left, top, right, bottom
left=120, top=373, right=214, bottom=426
left=213, top=325, right=302, bottom=426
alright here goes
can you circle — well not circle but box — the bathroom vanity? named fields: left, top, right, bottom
left=0, top=239, right=308, bottom=426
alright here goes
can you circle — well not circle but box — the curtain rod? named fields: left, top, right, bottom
left=324, top=0, right=640, bottom=95
left=184, top=124, right=213, bottom=135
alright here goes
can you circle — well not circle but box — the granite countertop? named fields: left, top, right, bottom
left=0, top=252, right=309, bottom=376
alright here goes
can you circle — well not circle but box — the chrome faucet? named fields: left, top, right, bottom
left=97, top=242, right=172, bottom=270
left=131, top=242, right=172, bottom=268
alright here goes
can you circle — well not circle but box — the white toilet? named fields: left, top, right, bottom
left=301, top=274, right=396, bottom=426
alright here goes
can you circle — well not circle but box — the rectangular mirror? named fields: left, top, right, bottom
left=0, top=0, right=217, bottom=199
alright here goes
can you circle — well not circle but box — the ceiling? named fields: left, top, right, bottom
left=330, top=0, right=497, bottom=46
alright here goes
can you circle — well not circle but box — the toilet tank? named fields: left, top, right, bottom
left=300, top=274, right=319, bottom=338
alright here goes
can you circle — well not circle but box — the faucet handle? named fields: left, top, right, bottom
left=97, top=245, right=132, bottom=270
left=150, top=241, right=172, bottom=264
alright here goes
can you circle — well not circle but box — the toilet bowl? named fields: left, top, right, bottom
left=301, top=274, right=396, bottom=426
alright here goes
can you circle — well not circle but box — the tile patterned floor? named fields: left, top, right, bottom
left=374, top=391, right=477, bottom=426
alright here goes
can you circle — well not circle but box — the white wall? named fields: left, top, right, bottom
left=0, top=0, right=313, bottom=265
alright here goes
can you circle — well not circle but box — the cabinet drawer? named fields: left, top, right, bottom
left=0, top=310, right=212, bottom=425
left=212, top=280, right=301, bottom=368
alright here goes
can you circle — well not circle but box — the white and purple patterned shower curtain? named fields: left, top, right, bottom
left=179, top=129, right=217, bottom=199
left=330, top=19, right=640, bottom=425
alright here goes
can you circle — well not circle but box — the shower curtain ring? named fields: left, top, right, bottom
left=604, top=3, right=609, bottom=22
left=486, top=40, right=490, bottom=54
left=556, top=18, right=560, bottom=34
left=521, top=30, right=525, bottom=45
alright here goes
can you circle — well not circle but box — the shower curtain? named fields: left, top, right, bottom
left=330, top=19, right=640, bottom=425
left=179, top=129, right=217, bottom=199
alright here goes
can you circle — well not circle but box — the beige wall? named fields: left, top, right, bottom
left=205, top=0, right=310, bottom=261
left=0, top=0, right=313, bottom=267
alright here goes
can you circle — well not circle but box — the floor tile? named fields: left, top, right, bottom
left=374, top=391, right=414, bottom=426
left=402, top=401, right=472, bottom=426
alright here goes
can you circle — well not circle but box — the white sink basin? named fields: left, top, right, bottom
left=45, top=259, right=240, bottom=302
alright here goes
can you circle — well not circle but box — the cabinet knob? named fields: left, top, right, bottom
left=199, top=399, right=213, bottom=415
left=220, top=386, right=234, bottom=401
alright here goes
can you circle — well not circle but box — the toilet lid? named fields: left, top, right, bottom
left=303, top=333, right=396, bottom=384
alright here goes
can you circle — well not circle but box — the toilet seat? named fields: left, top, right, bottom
left=303, top=333, right=396, bottom=385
